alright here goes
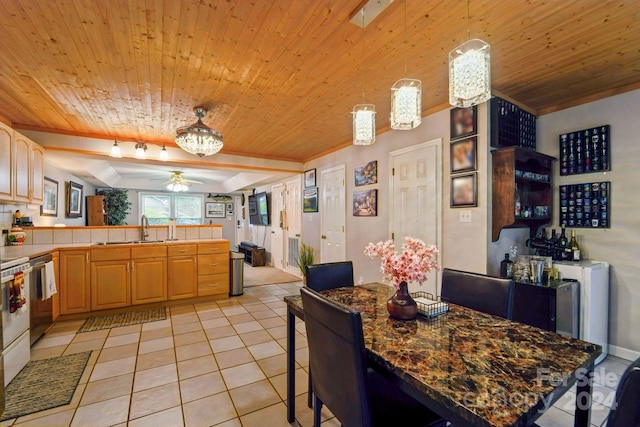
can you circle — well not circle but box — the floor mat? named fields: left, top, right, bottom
left=1, top=351, right=91, bottom=421
left=243, top=265, right=301, bottom=287
left=78, top=307, right=167, bottom=333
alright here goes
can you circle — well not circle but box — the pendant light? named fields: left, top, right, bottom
left=159, top=144, right=169, bottom=161
left=134, top=142, right=147, bottom=159
left=390, top=0, right=421, bottom=131
left=449, top=0, right=491, bottom=107
left=175, top=107, right=224, bottom=157
left=110, top=140, right=121, bottom=158
left=353, top=7, right=376, bottom=146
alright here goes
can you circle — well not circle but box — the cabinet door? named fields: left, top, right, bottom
left=0, top=124, right=13, bottom=201
left=30, top=142, right=44, bottom=204
left=13, top=136, right=30, bottom=203
left=131, top=258, right=167, bottom=305
left=60, top=250, right=91, bottom=314
left=167, top=256, right=197, bottom=300
left=91, top=260, right=131, bottom=310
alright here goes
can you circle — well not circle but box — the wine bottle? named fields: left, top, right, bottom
left=559, top=226, right=571, bottom=260
left=500, top=254, right=514, bottom=279
left=514, top=183, right=521, bottom=217
left=570, top=230, right=581, bottom=261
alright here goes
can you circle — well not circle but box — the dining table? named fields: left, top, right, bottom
left=284, top=283, right=601, bottom=427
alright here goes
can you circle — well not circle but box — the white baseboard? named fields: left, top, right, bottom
left=609, top=344, right=640, bottom=361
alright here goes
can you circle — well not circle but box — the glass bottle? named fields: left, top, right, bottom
left=570, top=230, right=581, bottom=261
left=514, top=184, right=522, bottom=217
left=500, top=253, right=514, bottom=279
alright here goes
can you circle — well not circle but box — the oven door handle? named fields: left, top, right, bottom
left=1, top=266, right=33, bottom=284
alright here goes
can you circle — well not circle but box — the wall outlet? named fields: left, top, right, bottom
left=459, top=210, right=472, bottom=223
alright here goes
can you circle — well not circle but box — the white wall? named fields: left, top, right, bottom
left=536, top=89, right=640, bottom=356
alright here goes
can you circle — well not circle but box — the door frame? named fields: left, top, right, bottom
left=320, top=164, right=346, bottom=263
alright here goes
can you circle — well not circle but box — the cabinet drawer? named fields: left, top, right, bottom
left=198, top=254, right=228, bottom=275
left=198, top=242, right=229, bottom=255
left=91, top=247, right=130, bottom=261
left=168, top=244, right=197, bottom=257
left=198, top=274, right=228, bottom=296
left=132, top=245, right=167, bottom=259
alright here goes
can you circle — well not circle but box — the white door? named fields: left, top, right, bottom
left=320, top=165, right=346, bottom=263
left=235, top=194, right=249, bottom=248
left=390, top=139, right=442, bottom=296
left=284, top=176, right=302, bottom=276
left=271, top=184, right=285, bottom=269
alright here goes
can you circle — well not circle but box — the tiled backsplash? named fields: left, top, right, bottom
left=4, top=225, right=223, bottom=246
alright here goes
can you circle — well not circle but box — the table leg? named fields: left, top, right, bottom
left=574, top=363, right=593, bottom=427
left=287, top=307, right=296, bottom=423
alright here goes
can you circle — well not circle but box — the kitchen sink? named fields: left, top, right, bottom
left=93, top=240, right=169, bottom=246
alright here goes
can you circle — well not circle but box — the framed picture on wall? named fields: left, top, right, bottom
left=354, top=160, right=378, bottom=186
left=451, top=173, right=477, bottom=208
left=303, top=187, right=318, bottom=213
left=304, top=169, right=316, bottom=188
left=205, top=202, right=226, bottom=218
left=450, top=105, right=477, bottom=140
left=66, top=181, right=84, bottom=218
left=41, top=177, right=58, bottom=217
left=451, top=137, right=477, bottom=173
left=353, top=189, right=377, bottom=217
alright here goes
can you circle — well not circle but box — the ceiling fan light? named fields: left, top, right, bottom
left=159, top=144, right=169, bottom=161
left=449, top=38, right=491, bottom=107
left=352, top=104, right=376, bottom=145
left=176, top=107, right=224, bottom=157
left=390, top=79, right=422, bottom=130
left=110, top=140, right=121, bottom=158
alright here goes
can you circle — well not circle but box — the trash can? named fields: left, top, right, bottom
left=229, top=251, right=245, bottom=296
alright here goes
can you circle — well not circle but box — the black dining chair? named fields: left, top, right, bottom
left=300, top=286, right=446, bottom=427
left=305, top=261, right=355, bottom=291
left=440, top=268, right=515, bottom=319
left=606, top=356, right=640, bottom=427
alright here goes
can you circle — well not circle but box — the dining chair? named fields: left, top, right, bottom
left=300, top=286, right=446, bottom=427
left=305, top=261, right=355, bottom=291
left=440, top=268, right=515, bottom=319
left=605, top=356, right=640, bottom=427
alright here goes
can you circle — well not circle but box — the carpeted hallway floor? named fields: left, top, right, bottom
left=242, top=265, right=301, bottom=287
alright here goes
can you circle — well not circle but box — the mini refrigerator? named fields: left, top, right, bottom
left=553, top=260, right=610, bottom=364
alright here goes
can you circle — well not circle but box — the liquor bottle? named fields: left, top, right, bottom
left=500, top=254, right=514, bottom=279
left=550, top=229, right=559, bottom=260
left=559, top=226, right=570, bottom=260
left=570, top=230, right=581, bottom=261
left=514, top=184, right=522, bottom=217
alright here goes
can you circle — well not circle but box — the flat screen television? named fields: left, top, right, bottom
left=248, top=192, right=270, bottom=226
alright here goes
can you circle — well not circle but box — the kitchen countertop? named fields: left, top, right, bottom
left=0, top=239, right=230, bottom=259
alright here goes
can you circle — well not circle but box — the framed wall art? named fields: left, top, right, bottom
left=354, top=160, right=378, bottom=187
left=451, top=137, right=477, bottom=173
left=304, top=169, right=316, bottom=188
left=41, top=177, right=58, bottom=217
left=451, top=173, right=477, bottom=208
left=205, top=202, right=226, bottom=218
left=303, top=187, right=318, bottom=213
left=66, top=181, right=84, bottom=218
left=353, top=189, right=377, bottom=217
left=450, top=105, right=477, bottom=140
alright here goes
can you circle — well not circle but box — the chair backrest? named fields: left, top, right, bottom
left=606, top=357, right=640, bottom=427
left=305, top=261, right=354, bottom=292
left=441, top=268, right=514, bottom=319
left=300, top=286, right=371, bottom=427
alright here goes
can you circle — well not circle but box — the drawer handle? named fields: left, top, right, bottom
left=178, top=250, right=187, bottom=252
left=207, top=283, right=220, bottom=287
left=209, top=263, right=219, bottom=266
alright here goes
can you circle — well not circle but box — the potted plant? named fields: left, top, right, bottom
left=296, top=242, right=315, bottom=285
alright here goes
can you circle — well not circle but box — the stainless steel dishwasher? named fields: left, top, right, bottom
left=29, top=253, right=53, bottom=345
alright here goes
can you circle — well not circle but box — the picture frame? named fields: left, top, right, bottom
left=450, top=136, right=477, bottom=173
left=353, top=189, right=377, bottom=217
left=66, top=181, right=84, bottom=218
left=354, top=160, right=378, bottom=187
left=303, top=187, right=318, bottom=213
left=41, top=177, right=58, bottom=217
left=450, top=105, right=477, bottom=140
left=205, top=202, right=226, bottom=218
left=304, top=168, right=316, bottom=188
left=451, top=173, right=477, bottom=208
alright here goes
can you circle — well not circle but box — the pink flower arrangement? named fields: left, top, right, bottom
left=364, top=237, right=440, bottom=288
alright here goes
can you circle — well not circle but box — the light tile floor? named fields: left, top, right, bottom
left=2, top=279, right=630, bottom=427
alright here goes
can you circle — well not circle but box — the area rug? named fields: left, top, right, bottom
left=243, top=265, right=301, bottom=287
left=78, top=307, right=167, bottom=333
left=1, top=351, right=91, bottom=421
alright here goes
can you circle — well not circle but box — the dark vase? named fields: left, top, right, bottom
left=386, top=281, right=418, bottom=320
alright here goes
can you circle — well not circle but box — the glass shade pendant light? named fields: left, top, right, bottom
left=134, top=142, right=147, bottom=159
left=353, top=8, right=376, bottom=145
left=110, top=140, right=121, bottom=158
left=159, top=144, right=169, bottom=161
left=175, top=107, right=224, bottom=157
left=449, top=0, right=491, bottom=107
left=390, top=0, right=421, bottom=131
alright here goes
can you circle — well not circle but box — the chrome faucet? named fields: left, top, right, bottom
left=141, top=215, right=149, bottom=241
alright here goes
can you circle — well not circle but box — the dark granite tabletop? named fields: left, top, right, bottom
left=285, top=283, right=601, bottom=427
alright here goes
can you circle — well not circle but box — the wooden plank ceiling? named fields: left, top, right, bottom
left=0, top=0, right=638, bottom=162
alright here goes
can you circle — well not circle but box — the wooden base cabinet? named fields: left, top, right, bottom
left=91, top=260, right=131, bottom=310
left=132, top=258, right=167, bottom=305
left=197, top=241, right=229, bottom=297
left=168, top=256, right=197, bottom=300
left=59, top=250, right=91, bottom=315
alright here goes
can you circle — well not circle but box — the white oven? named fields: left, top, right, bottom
left=1, top=257, right=32, bottom=386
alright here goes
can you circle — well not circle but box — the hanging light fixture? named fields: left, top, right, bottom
left=390, top=0, right=421, bottom=130
left=110, top=140, right=121, bottom=158
left=449, top=0, right=491, bottom=107
left=134, top=142, right=147, bottom=159
left=352, top=8, right=376, bottom=146
left=175, top=107, right=224, bottom=157
left=166, top=172, right=189, bottom=192
left=159, top=144, right=169, bottom=161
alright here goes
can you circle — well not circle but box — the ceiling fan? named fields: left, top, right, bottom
left=159, top=171, right=203, bottom=192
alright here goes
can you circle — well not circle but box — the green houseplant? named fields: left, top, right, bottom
left=96, top=188, right=132, bottom=225
left=296, top=242, right=316, bottom=284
